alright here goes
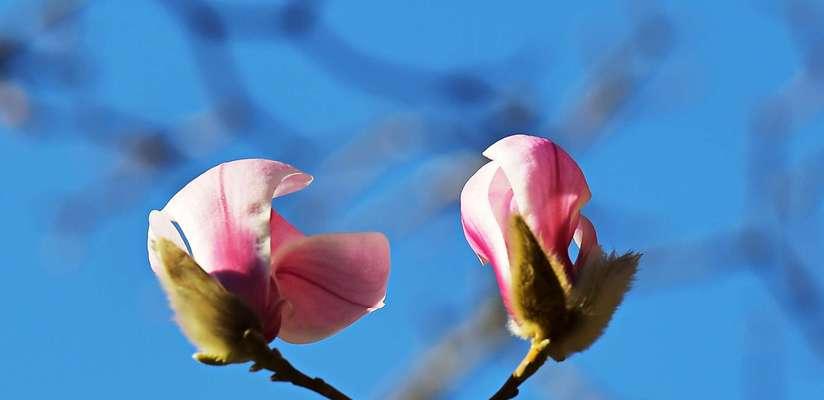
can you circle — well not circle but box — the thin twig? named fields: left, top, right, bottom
left=489, top=339, right=551, bottom=400
left=243, top=330, right=352, bottom=400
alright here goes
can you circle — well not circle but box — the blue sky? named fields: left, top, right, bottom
left=2, top=1, right=823, bottom=399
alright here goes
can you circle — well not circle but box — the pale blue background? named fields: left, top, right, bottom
left=1, top=1, right=823, bottom=399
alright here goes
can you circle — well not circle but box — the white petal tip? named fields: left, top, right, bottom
left=367, top=299, right=386, bottom=312
left=273, top=172, right=314, bottom=198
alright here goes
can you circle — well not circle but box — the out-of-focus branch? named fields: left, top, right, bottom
left=549, top=7, right=675, bottom=151
left=389, top=297, right=510, bottom=400
left=209, top=1, right=524, bottom=108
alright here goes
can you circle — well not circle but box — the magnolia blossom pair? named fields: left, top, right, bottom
left=147, top=134, right=636, bottom=366
left=461, top=135, right=638, bottom=361
left=147, top=159, right=389, bottom=364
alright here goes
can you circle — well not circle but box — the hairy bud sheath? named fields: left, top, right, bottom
left=508, top=215, right=571, bottom=343
left=507, top=215, right=639, bottom=361
left=152, top=238, right=263, bottom=365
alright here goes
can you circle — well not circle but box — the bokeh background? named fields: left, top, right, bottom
left=2, top=0, right=823, bottom=398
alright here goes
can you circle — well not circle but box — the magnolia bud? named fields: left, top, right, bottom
left=506, top=215, right=640, bottom=361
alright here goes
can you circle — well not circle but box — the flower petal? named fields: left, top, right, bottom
left=484, top=135, right=591, bottom=273
left=147, top=210, right=189, bottom=274
left=573, top=215, right=598, bottom=273
left=160, top=159, right=313, bottom=317
left=270, top=209, right=304, bottom=255
left=261, top=209, right=305, bottom=340
left=272, top=233, right=390, bottom=343
left=460, top=161, right=517, bottom=315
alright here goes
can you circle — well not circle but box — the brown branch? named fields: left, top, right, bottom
left=490, top=339, right=551, bottom=400
left=243, top=330, right=352, bottom=400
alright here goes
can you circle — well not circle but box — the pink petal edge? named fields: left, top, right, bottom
left=272, top=232, right=390, bottom=344
left=460, top=161, right=517, bottom=316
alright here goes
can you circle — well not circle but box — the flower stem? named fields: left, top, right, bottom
left=489, top=339, right=551, bottom=400
left=243, top=330, right=352, bottom=400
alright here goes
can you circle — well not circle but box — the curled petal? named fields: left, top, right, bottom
left=573, top=215, right=598, bottom=273
left=273, top=233, right=390, bottom=343
left=147, top=210, right=189, bottom=274
left=460, top=161, right=517, bottom=315
left=160, top=159, right=312, bottom=317
left=484, top=135, right=590, bottom=273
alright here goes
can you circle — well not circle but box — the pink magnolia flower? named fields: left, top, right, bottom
left=460, top=134, right=638, bottom=360
left=148, top=159, right=390, bottom=353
